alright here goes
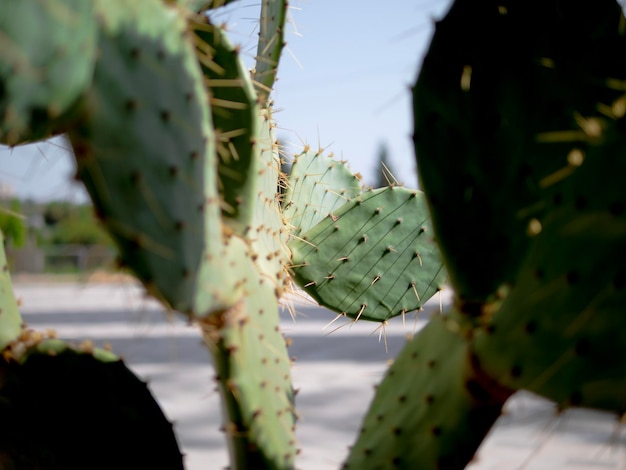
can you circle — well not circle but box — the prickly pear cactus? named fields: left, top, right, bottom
left=254, top=0, right=288, bottom=104
left=413, top=0, right=626, bottom=304
left=0, top=0, right=97, bottom=145
left=344, top=315, right=511, bottom=470
left=346, top=0, right=626, bottom=468
left=0, top=231, right=184, bottom=469
left=0, top=231, right=21, bottom=350
left=69, top=0, right=228, bottom=317
left=290, top=186, right=446, bottom=322
left=0, top=337, right=185, bottom=470
left=1, top=0, right=297, bottom=467
left=413, top=0, right=626, bottom=406
left=283, top=149, right=361, bottom=236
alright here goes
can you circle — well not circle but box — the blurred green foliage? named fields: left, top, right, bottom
left=0, top=199, right=26, bottom=247
left=41, top=202, right=114, bottom=247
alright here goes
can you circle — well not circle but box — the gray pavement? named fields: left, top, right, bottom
left=11, top=281, right=626, bottom=470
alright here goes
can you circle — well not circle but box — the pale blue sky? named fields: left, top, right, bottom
left=0, top=0, right=451, bottom=202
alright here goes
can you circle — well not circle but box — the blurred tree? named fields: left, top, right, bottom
left=0, top=199, right=26, bottom=247
left=42, top=203, right=114, bottom=247
left=42, top=201, right=72, bottom=226
left=373, top=142, right=400, bottom=188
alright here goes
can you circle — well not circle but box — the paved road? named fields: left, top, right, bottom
left=12, top=281, right=626, bottom=470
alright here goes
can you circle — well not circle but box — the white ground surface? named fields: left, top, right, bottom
left=12, top=281, right=626, bottom=470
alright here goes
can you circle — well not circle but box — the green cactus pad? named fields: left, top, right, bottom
left=0, top=338, right=183, bottom=469
left=70, top=0, right=225, bottom=317
left=0, top=230, right=21, bottom=350
left=283, top=149, right=362, bottom=237
left=412, top=0, right=626, bottom=414
left=202, top=263, right=296, bottom=469
left=192, top=18, right=261, bottom=234
left=289, top=187, right=446, bottom=322
left=247, top=110, right=291, bottom=295
left=413, top=0, right=626, bottom=303
left=472, top=110, right=626, bottom=412
left=0, top=0, right=97, bottom=144
left=254, top=0, right=288, bottom=104
left=345, top=315, right=511, bottom=469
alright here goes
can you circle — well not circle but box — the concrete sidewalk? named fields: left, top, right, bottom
left=11, top=281, right=626, bottom=469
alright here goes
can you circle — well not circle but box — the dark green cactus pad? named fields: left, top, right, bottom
left=70, top=0, right=224, bottom=316
left=0, top=339, right=183, bottom=470
left=344, top=315, right=511, bottom=470
left=289, top=187, right=446, bottom=322
left=0, top=230, right=21, bottom=350
left=283, top=149, right=362, bottom=237
left=414, top=0, right=626, bottom=416
left=472, top=109, right=626, bottom=412
left=254, top=0, right=288, bottom=104
left=193, top=18, right=261, bottom=234
left=0, top=0, right=97, bottom=144
left=413, top=0, right=626, bottom=303
left=202, top=263, right=296, bottom=469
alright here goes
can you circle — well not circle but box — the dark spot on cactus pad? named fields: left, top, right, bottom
left=459, top=299, right=483, bottom=317
left=485, top=324, right=496, bottom=334
left=363, top=448, right=373, bottom=457
left=129, top=236, right=141, bottom=250
left=398, top=395, right=407, bottom=403
left=160, top=110, right=171, bottom=122
left=425, top=394, right=435, bottom=404
left=609, top=201, right=624, bottom=217
left=510, top=365, right=522, bottom=378
left=427, top=360, right=436, bottom=368
left=130, top=47, right=141, bottom=59
left=376, top=414, right=384, bottom=422
left=569, top=391, right=583, bottom=406
left=29, top=106, right=49, bottom=128
left=566, top=270, right=580, bottom=285
left=392, top=456, right=402, bottom=466
left=125, top=99, right=138, bottom=112
left=431, top=426, right=442, bottom=437
left=465, top=379, right=491, bottom=403
left=574, top=338, right=590, bottom=356
left=517, top=162, right=533, bottom=181
left=575, top=196, right=587, bottom=211
left=524, top=321, right=537, bottom=334
left=534, top=268, right=545, bottom=280
left=392, top=427, right=402, bottom=436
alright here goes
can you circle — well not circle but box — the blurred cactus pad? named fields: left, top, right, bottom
left=1, top=0, right=625, bottom=469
